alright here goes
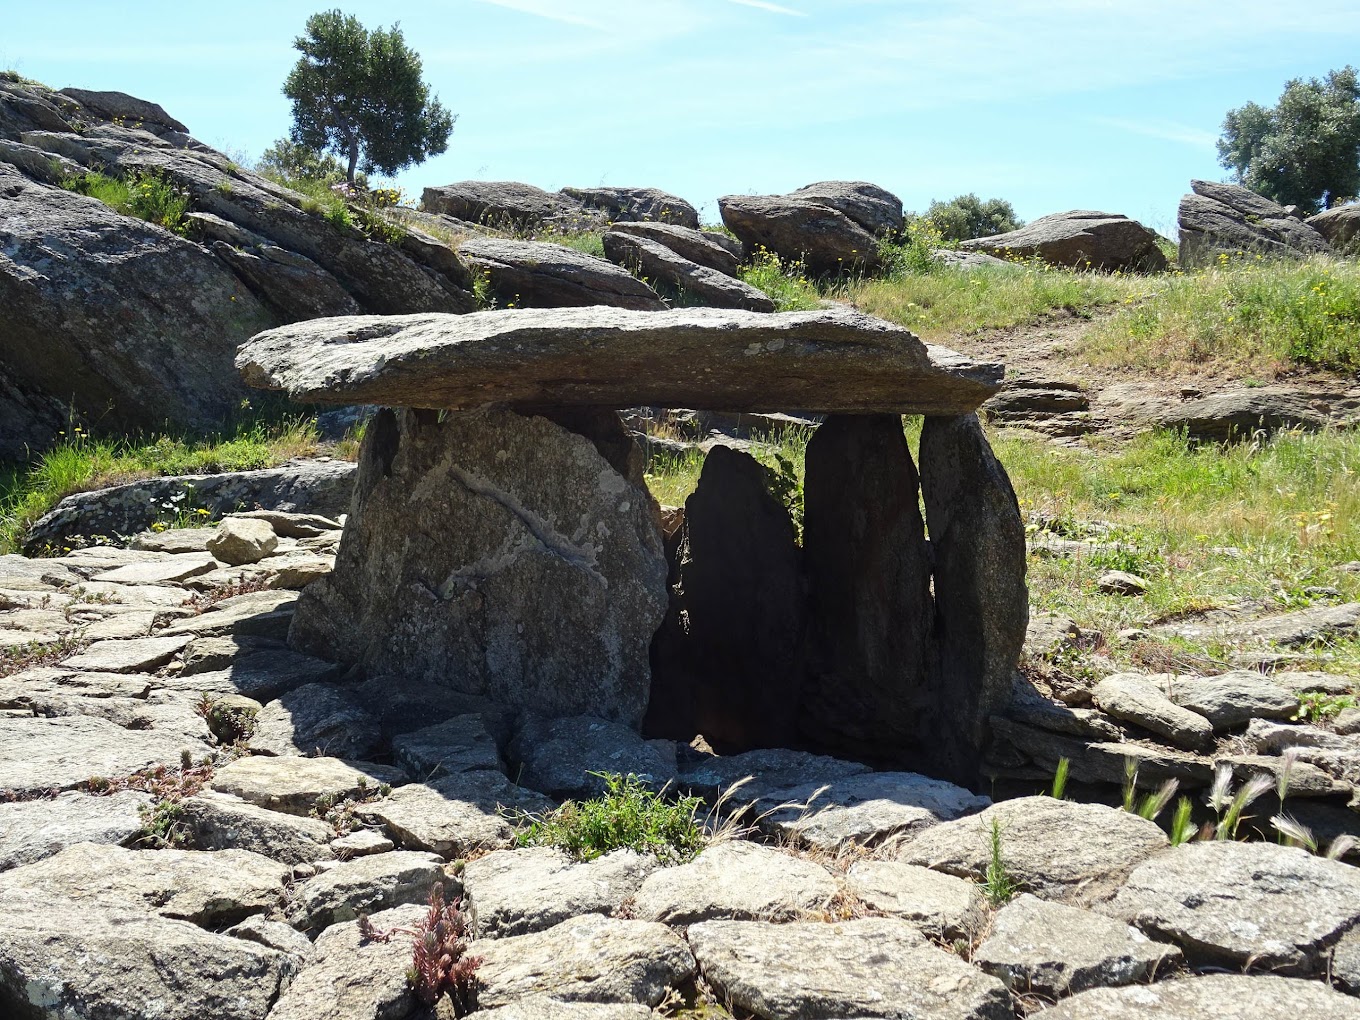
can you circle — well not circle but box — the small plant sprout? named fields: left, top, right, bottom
left=983, top=818, right=1020, bottom=907
left=1215, top=772, right=1274, bottom=841
left=1326, top=835, right=1359, bottom=861
left=1275, top=747, right=1300, bottom=811
left=1270, top=814, right=1318, bottom=851
left=1049, top=757, right=1070, bottom=800
left=1136, top=779, right=1180, bottom=822
left=1121, top=757, right=1140, bottom=813
left=1169, top=796, right=1195, bottom=846
left=408, top=883, right=481, bottom=1013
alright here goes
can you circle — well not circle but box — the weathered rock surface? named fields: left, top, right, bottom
left=789, top=180, right=906, bottom=237
left=458, top=236, right=667, bottom=310
left=1178, top=180, right=1332, bottom=267
left=0, top=789, right=152, bottom=870
left=289, top=409, right=667, bottom=727
left=959, top=210, right=1168, bottom=271
left=476, top=1002, right=654, bottom=1020
left=646, top=445, right=805, bottom=749
left=1102, top=840, right=1360, bottom=973
left=362, top=771, right=554, bottom=858
left=423, top=180, right=606, bottom=231
left=1169, top=672, right=1299, bottom=729
left=464, top=847, right=658, bottom=937
left=975, top=894, right=1183, bottom=997
left=719, top=191, right=881, bottom=275
left=267, top=903, right=423, bottom=1020
left=0, top=890, right=293, bottom=1020
left=561, top=185, right=700, bottom=228
left=676, top=748, right=870, bottom=804
left=897, top=797, right=1169, bottom=903
left=239, top=306, right=1002, bottom=416
left=0, top=163, right=275, bottom=458
left=802, top=414, right=934, bottom=760
left=602, top=231, right=775, bottom=310
left=1150, top=387, right=1331, bottom=442
left=845, top=860, right=988, bottom=940
left=632, top=841, right=838, bottom=924
left=757, top=771, right=991, bottom=850
left=62, top=634, right=193, bottom=673
left=474, top=914, right=696, bottom=1009
left=249, top=683, right=381, bottom=759
left=1092, top=673, right=1215, bottom=751
left=688, top=918, right=1011, bottom=1020
left=183, top=790, right=337, bottom=864
left=207, top=517, right=278, bottom=565
left=608, top=219, right=740, bottom=275
left=208, top=754, right=405, bottom=816
left=287, top=849, right=445, bottom=930
left=392, top=713, right=504, bottom=778
left=0, top=842, right=288, bottom=926
left=1334, top=926, right=1360, bottom=995
left=0, top=714, right=210, bottom=795
left=918, top=413, right=1029, bottom=784
left=23, top=460, right=356, bottom=554
left=1308, top=202, right=1360, bottom=255
left=510, top=715, right=676, bottom=798
left=1039, top=974, right=1358, bottom=1019
left=160, top=588, right=298, bottom=639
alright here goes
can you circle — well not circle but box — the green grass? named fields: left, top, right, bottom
left=849, top=261, right=1142, bottom=339
left=0, top=417, right=321, bottom=553
left=515, top=772, right=707, bottom=865
left=63, top=170, right=190, bottom=235
left=529, top=228, right=605, bottom=258
left=1084, top=255, right=1360, bottom=374
left=738, top=247, right=823, bottom=311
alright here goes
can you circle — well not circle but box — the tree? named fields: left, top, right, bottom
left=924, top=194, right=1023, bottom=241
left=1217, top=67, right=1360, bottom=214
left=283, top=10, right=454, bottom=185
left=257, top=137, right=362, bottom=187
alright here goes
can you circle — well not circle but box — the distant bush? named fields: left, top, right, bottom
left=923, top=193, right=1023, bottom=241
left=258, top=137, right=365, bottom=189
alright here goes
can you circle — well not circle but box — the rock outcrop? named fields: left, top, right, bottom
left=719, top=190, right=883, bottom=276
left=1178, top=180, right=1332, bottom=267
left=421, top=180, right=607, bottom=232
left=958, top=210, right=1168, bottom=272
left=601, top=231, right=775, bottom=311
left=560, top=186, right=699, bottom=229
left=0, top=78, right=476, bottom=459
left=1307, top=202, right=1360, bottom=255
left=457, top=237, right=667, bottom=310
left=606, top=220, right=741, bottom=276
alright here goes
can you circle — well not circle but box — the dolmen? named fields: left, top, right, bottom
left=236, top=307, right=1026, bottom=786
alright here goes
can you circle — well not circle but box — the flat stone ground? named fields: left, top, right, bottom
left=1, top=511, right=1358, bottom=1020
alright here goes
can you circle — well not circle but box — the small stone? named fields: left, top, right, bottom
left=845, top=859, right=987, bottom=940
left=510, top=715, right=677, bottom=799
left=676, top=747, right=870, bottom=804
left=1093, top=673, right=1215, bottom=751
left=756, top=771, right=991, bottom=850
left=896, top=797, right=1169, bottom=904
left=1038, top=973, right=1357, bottom=1019
left=1169, top=672, right=1301, bottom=730
left=974, top=894, right=1183, bottom=997
left=1098, top=570, right=1148, bottom=596
left=207, top=517, right=279, bottom=566
left=392, top=714, right=504, bottom=779
left=0, top=789, right=152, bottom=871
left=688, top=917, right=1010, bottom=1020
left=224, top=914, right=315, bottom=959
left=182, top=790, right=336, bottom=864
left=286, top=850, right=446, bottom=931
left=632, top=841, right=838, bottom=924
left=60, top=634, right=192, bottom=673
left=464, top=847, right=658, bottom=937
left=330, top=829, right=394, bottom=858
left=159, top=589, right=298, bottom=639
left=1102, top=840, right=1360, bottom=973
left=249, top=683, right=381, bottom=760
left=208, top=755, right=406, bottom=817
left=361, top=771, right=554, bottom=859
left=91, top=553, right=218, bottom=585
left=474, top=914, right=695, bottom=1009
left=1335, top=707, right=1360, bottom=736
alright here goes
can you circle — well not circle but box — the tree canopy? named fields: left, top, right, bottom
left=924, top=194, right=1023, bottom=241
left=283, top=10, right=454, bottom=184
left=1217, top=66, right=1360, bottom=214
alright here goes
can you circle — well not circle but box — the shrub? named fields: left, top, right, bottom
left=923, top=193, right=1023, bottom=241
left=515, top=772, right=706, bottom=864
left=739, top=247, right=821, bottom=311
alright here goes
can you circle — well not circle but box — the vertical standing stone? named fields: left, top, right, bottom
left=645, top=446, right=805, bottom=751
left=801, top=415, right=935, bottom=761
left=289, top=407, right=667, bottom=728
left=918, top=413, right=1028, bottom=785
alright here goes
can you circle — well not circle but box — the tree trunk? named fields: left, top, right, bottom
left=346, top=136, right=359, bottom=185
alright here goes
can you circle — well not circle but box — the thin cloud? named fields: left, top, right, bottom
left=1094, top=117, right=1220, bottom=150
left=467, top=0, right=607, bottom=30
left=726, top=0, right=807, bottom=15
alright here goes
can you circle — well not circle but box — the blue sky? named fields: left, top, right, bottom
left=7, top=1, right=1360, bottom=231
